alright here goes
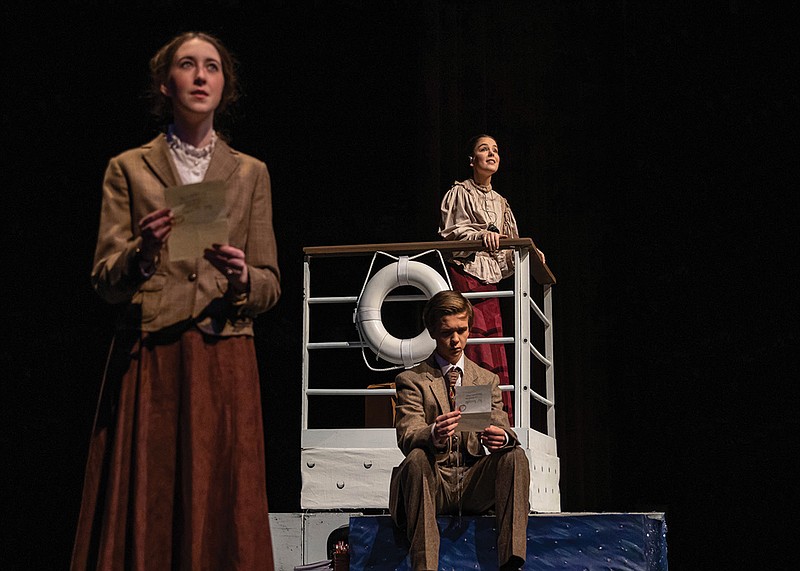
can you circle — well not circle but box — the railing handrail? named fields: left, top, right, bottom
left=303, top=238, right=556, bottom=285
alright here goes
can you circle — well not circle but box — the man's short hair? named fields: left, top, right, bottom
left=423, top=290, right=474, bottom=333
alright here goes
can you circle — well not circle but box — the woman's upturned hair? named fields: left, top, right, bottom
left=466, top=133, right=497, bottom=161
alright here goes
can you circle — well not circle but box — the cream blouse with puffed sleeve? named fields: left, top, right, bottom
left=438, top=178, right=519, bottom=284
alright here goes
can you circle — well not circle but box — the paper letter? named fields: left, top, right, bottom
left=164, top=181, right=228, bottom=261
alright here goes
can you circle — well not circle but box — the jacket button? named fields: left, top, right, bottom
left=188, top=273, right=198, bottom=281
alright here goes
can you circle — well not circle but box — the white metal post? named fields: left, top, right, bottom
left=513, top=247, right=532, bottom=432
left=543, top=283, right=556, bottom=446
left=302, top=256, right=312, bottom=431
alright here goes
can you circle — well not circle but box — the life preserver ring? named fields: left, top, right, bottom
left=356, top=258, right=449, bottom=367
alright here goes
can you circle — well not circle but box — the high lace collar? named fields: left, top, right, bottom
left=166, top=126, right=218, bottom=159
left=466, top=177, right=493, bottom=194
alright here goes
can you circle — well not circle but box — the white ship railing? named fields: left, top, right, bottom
left=300, top=239, right=560, bottom=512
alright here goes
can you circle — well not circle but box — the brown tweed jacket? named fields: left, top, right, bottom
left=91, top=134, right=280, bottom=336
left=394, top=354, right=518, bottom=461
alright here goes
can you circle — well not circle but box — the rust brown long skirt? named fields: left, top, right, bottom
left=448, top=265, right=514, bottom=425
left=71, top=326, right=274, bottom=570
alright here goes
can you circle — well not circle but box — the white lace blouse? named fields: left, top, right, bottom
left=166, top=126, right=218, bottom=184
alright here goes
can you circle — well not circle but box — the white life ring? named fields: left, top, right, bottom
left=356, top=258, right=449, bottom=367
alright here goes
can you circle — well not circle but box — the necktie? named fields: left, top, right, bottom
left=446, top=366, right=461, bottom=411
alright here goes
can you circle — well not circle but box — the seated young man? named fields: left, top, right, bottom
left=389, top=290, right=530, bottom=571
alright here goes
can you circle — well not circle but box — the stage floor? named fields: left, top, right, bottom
left=271, top=511, right=668, bottom=570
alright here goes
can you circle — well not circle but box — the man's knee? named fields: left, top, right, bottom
left=402, top=448, right=435, bottom=477
left=497, top=447, right=530, bottom=492
left=509, top=446, right=528, bottom=465
left=391, top=448, right=436, bottom=505
left=390, top=448, right=437, bottom=525
left=497, top=446, right=528, bottom=468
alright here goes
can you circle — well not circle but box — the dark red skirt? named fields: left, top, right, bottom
left=448, top=265, right=514, bottom=425
left=71, top=326, right=274, bottom=570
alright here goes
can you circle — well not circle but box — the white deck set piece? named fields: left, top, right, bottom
left=300, top=239, right=560, bottom=513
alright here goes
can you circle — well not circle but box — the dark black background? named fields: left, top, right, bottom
left=3, top=1, right=796, bottom=569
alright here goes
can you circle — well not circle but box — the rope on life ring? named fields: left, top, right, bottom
left=355, top=253, right=450, bottom=369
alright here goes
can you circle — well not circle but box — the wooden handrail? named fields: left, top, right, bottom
left=303, top=238, right=555, bottom=285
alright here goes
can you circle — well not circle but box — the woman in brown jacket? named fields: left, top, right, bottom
left=72, top=32, right=280, bottom=570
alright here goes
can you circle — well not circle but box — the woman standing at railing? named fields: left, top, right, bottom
left=438, top=134, right=545, bottom=424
